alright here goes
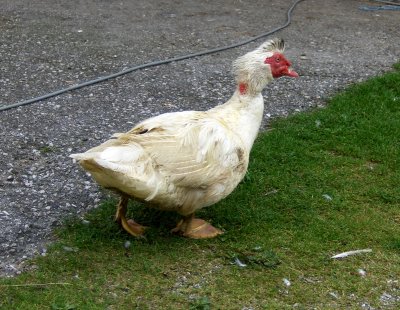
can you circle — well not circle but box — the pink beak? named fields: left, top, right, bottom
left=284, top=59, right=298, bottom=77
left=286, top=70, right=299, bottom=77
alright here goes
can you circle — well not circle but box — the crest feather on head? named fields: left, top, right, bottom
left=232, top=38, right=285, bottom=88
left=258, top=38, right=285, bottom=53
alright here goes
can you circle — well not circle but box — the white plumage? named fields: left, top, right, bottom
left=71, top=38, right=298, bottom=238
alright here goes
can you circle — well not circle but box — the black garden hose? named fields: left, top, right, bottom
left=0, top=0, right=304, bottom=112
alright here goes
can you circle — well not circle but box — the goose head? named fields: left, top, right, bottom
left=233, top=38, right=298, bottom=96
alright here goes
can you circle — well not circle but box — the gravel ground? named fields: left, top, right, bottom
left=0, top=0, right=399, bottom=277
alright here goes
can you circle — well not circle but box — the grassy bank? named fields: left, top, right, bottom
left=1, top=64, right=399, bottom=309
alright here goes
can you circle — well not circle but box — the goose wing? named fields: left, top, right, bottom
left=118, top=111, right=246, bottom=188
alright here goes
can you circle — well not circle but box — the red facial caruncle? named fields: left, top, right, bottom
left=264, top=52, right=298, bottom=78
left=238, top=83, right=247, bottom=95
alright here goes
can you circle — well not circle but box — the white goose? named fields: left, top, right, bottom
left=71, top=38, right=298, bottom=239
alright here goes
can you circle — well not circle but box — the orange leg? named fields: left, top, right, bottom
left=115, top=196, right=147, bottom=237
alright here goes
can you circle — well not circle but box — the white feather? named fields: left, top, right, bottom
left=100, top=146, right=141, bottom=163
left=331, top=249, right=372, bottom=259
left=71, top=38, right=291, bottom=216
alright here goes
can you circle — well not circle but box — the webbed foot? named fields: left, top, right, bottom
left=171, top=215, right=223, bottom=239
left=115, top=196, right=147, bottom=237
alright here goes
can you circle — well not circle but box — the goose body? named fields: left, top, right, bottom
left=71, top=38, right=298, bottom=238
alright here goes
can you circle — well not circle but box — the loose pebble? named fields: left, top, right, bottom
left=124, top=241, right=131, bottom=249
left=283, top=278, right=291, bottom=287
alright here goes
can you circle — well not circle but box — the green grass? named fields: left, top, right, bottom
left=2, top=65, right=400, bottom=309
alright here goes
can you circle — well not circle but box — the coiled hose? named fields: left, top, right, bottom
left=0, top=0, right=304, bottom=112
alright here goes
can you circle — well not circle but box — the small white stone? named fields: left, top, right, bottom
left=329, top=292, right=339, bottom=299
left=124, top=241, right=131, bottom=249
left=283, top=278, right=291, bottom=287
left=358, top=268, right=367, bottom=277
